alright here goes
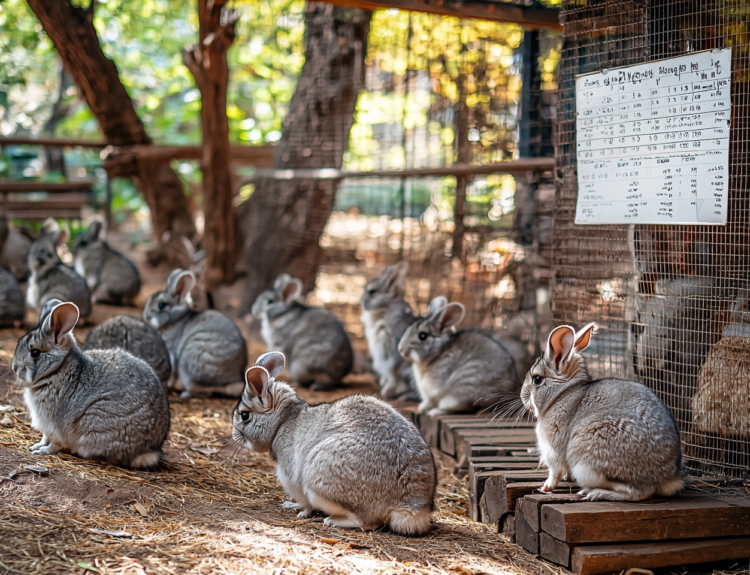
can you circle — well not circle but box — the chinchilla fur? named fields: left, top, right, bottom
left=359, top=263, right=420, bottom=401
left=251, top=274, right=353, bottom=392
left=143, top=268, right=248, bottom=398
left=398, top=300, right=519, bottom=414
left=26, top=219, right=92, bottom=318
left=72, top=220, right=141, bottom=305
left=521, top=323, right=685, bottom=501
left=11, top=300, right=170, bottom=469
left=84, top=315, right=172, bottom=388
left=233, top=352, right=436, bottom=535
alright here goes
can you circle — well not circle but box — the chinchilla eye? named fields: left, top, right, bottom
left=368, top=289, right=377, bottom=295
left=30, top=348, right=41, bottom=359
left=267, top=299, right=274, bottom=305
left=157, top=302, right=167, bottom=311
left=418, top=332, right=428, bottom=341
left=533, top=375, right=544, bottom=385
left=240, top=411, right=250, bottom=422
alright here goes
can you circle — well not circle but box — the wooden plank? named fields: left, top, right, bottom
left=0, top=136, right=106, bottom=148
left=236, top=158, right=558, bottom=187
left=515, top=501, right=539, bottom=555
left=457, top=443, right=537, bottom=468
left=0, top=181, right=93, bottom=193
left=469, top=463, right=544, bottom=522
left=571, top=537, right=750, bottom=575
left=1, top=194, right=89, bottom=211
left=540, top=532, right=572, bottom=568
left=454, top=429, right=537, bottom=452
left=440, top=419, right=510, bottom=456
left=542, top=495, right=750, bottom=544
left=522, top=492, right=584, bottom=532
left=480, top=478, right=578, bottom=526
left=318, top=0, right=561, bottom=30
left=419, top=414, right=482, bottom=447
left=5, top=209, right=83, bottom=220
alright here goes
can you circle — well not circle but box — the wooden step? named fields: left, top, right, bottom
left=572, top=537, right=750, bottom=575
left=479, top=472, right=549, bottom=525
left=418, top=413, right=488, bottom=447
left=540, top=532, right=572, bottom=568
left=522, top=492, right=584, bottom=532
left=515, top=499, right=539, bottom=554
left=441, top=420, right=532, bottom=456
left=542, top=495, right=750, bottom=544
left=469, top=465, right=546, bottom=522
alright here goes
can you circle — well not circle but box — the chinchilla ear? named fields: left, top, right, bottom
left=574, top=323, right=596, bottom=353
left=273, top=273, right=292, bottom=291
left=43, top=301, right=79, bottom=344
left=40, top=298, right=64, bottom=324
left=281, top=277, right=303, bottom=304
left=244, top=366, right=269, bottom=399
left=89, top=219, right=104, bottom=240
left=545, top=325, right=576, bottom=371
left=55, top=228, right=69, bottom=246
left=41, top=217, right=60, bottom=235
left=385, top=262, right=409, bottom=295
left=166, top=269, right=195, bottom=304
left=255, top=351, right=285, bottom=379
left=435, top=302, right=465, bottom=334
left=427, top=295, right=448, bottom=315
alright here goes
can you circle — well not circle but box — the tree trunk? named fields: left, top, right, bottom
left=43, top=66, right=74, bottom=177
left=236, top=3, right=370, bottom=306
left=25, top=0, right=195, bottom=253
left=182, top=0, right=239, bottom=290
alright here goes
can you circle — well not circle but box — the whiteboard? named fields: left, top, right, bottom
left=575, top=49, right=731, bottom=225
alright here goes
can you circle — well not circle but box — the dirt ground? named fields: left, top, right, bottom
left=0, top=246, right=553, bottom=575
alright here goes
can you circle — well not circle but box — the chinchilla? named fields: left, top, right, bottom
left=11, top=300, right=170, bottom=469
left=251, top=274, right=353, bottom=392
left=27, top=219, right=92, bottom=319
left=398, top=300, right=519, bottom=415
left=0, top=217, right=31, bottom=283
left=72, top=220, right=141, bottom=305
left=520, top=323, right=684, bottom=501
left=232, top=351, right=436, bottom=535
left=84, top=315, right=172, bottom=388
left=143, top=268, right=248, bottom=398
left=0, top=265, right=25, bottom=327
left=360, top=263, right=420, bottom=400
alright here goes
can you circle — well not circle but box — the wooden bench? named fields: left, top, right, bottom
left=0, top=180, right=93, bottom=220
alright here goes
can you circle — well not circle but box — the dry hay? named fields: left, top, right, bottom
left=0, top=352, right=557, bottom=575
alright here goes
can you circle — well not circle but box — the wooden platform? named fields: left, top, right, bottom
left=415, top=411, right=750, bottom=575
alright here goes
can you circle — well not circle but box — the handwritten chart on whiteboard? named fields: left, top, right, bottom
left=575, top=49, right=731, bottom=225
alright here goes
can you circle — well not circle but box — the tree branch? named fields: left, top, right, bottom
left=85, top=0, right=98, bottom=23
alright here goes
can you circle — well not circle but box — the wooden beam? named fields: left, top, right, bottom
left=0, top=137, right=275, bottom=166
left=0, top=135, right=106, bottom=148
left=0, top=180, right=94, bottom=193
left=239, top=158, right=556, bottom=186
left=542, top=495, right=750, bottom=544
left=319, top=0, right=561, bottom=30
left=571, top=537, right=750, bottom=575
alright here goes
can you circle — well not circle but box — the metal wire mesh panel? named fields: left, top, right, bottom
left=554, top=0, right=750, bottom=478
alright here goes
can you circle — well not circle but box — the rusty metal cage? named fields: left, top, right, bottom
left=554, top=0, right=750, bottom=478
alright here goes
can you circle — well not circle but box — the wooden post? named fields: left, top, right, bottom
left=182, top=0, right=239, bottom=290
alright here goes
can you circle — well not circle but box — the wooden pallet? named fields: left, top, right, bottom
left=514, top=489, right=750, bottom=574
left=416, top=412, right=541, bottom=521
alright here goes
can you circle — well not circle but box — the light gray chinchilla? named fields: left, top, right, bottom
left=398, top=300, right=519, bottom=414
left=0, top=216, right=31, bottom=282
left=143, top=268, right=248, bottom=398
left=72, top=220, right=141, bottom=305
left=360, top=262, right=420, bottom=400
left=11, top=300, right=170, bottom=469
left=26, top=219, right=92, bottom=318
left=521, top=322, right=685, bottom=501
left=232, top=351, right=436, bottom=535
left=0, top=219, right=25, bottom=326
left=251, top=274, right=353, bottom=392
left=84, top=315, right=172, bottom=388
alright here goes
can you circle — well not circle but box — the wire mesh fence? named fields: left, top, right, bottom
left=296, top=11, right=561, bottom=352
left=554, top=0, right=750, bottom=478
